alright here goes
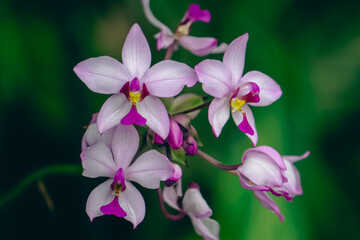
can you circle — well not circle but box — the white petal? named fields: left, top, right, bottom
left=208, top=97, right=230, bottom=137
left=122, top=24, right=151, bottom=79
left=137, top=96, right=170, bottom=139
left=223, top=33, right=249, bottom=85
left=82, top=123, right=115, bottom=150
left=190, top=215, right=220, bottom=240
left=178, top=36, right=218, bottom=56
left=118, top=181, right=146, bottom=228
left=183, top=188, right=212, bottom=218
left=163, top=180, right=183, bottom=211
left=81, top=142, right=116, bottom=178
left=231, top=105, right=258, bottom=146
left=97, top=94, right=132, bottom=133
left=126, top=150, right=173, bottom=189
left=74, top=56, right=130, bottom=94
left=195, top=59, right=233, bottom=98
left=141, top=60, right=197, bottom=97
left=85, top=179, right=114, bottom=221
left=112, top=124, right=139, bottom=170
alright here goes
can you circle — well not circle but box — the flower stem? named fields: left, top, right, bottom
left=0, top=164, right=82, bottom=208
left=164, top=42, right=176, bottom=60
left=157, top=187, right=185, bottom=221
left=197, top=150, right=241, bottom=171
left=173, top=101, right=211, bottom=116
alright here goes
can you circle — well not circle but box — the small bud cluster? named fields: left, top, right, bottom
left=75, top=1, right=309, bottom=239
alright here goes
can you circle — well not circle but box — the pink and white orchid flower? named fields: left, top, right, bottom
left=142, top=0, right=227, bottom=56
left=195, top=33, right=282, bottom=145
left=81, top=124, right=174, bottom=228
left=163, top=182, right=220, bottom=240
left=74, top=24, right=197, bottom=139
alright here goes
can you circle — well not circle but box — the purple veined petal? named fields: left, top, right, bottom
left=118, top=181, right=146, bottom=229
left=122, top=24, right=151, bottom=79
left=223, top=33, right=249, bottom=86
left=81, top=142, right=117, bottom=178
left=183, top=188, right=212, bottom=218
left=187, top=4, right=211, bottom=23
left=189, top=215, right=220, bottom=240
left=208, top=97, right=230, bottom=137
left=282, top=151, right=310, bottom=163
left=74, top=56, right=130, bottom=94
left=178, top=36, right=217, bottom=57
left=240, top=71, right=282, bottom=106
left=253, top=190, right=284, bottom=221
left=141, top=0, right=173, bottom=35
left=85, top=179, right=114, bottom=221
left=232, top=105, right=258, bottom=146
left=163, top=179, right=183, bottom=211
left=126, top=150, right=173, bottom=189
left=195, top=59, right=233, bottom=98
left=211, top=42, right=228, bottom=54
left=141, top=60, right=197, bottom=97
left=137, top=96, right=170, bottom=139
left=155, top=31, right=175, bottom=50
left=112, top=124, right=139, bottom=170
left=97, top=94, right=132, bottom=133
left=247, top=146, right=286, bottom=170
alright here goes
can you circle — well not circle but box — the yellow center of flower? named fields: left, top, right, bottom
left=231, top=98, right=246, bottom=113
left=175, top=21, right=193, bottom=39
left=113, top=183, right=124, bottom=196
left=129, top=92, right=141, bottom=105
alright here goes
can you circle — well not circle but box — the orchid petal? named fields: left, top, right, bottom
left=141, top=0, right=173, bottom=35
left=183, top=188, right=212, bottom=218
left=163, top=180, right=183, bottom=211
left=141, top=60, right=197, bottom=97
left=81, top=142, right=116, bottom=178
left=240, top=71, right=282, bottom=106
left=112, top=124, right=139, bottom=170
left=155, top=31, right=175, bottom=50
left=223, top=33, right=248, bottom=85
left=118, top=181, right=146, bottom=228
left=126, top=150, right=173, bottom=189
left=282, top=151, right=310, bottom=163
left=97, top=94, right=131, bottom=133
left=231, top=105, right=258, bottom=146
left=85, top=179, right=114, bottom=221
left=178, top=36, right=217, bottom=56
left=211, top=42, right=228, bottom=54
left=137, top=96, right=170, bottom=139
left=282, top=159, right=303, bottom=196
left=253, top=191, right=284, bottom=221
left=187, top=4, right=211, bottom=23
left=190, top=215, right=220, bottom=240
left=74, top=56, right=130, bottom=94
left=82, top=123, right=115, bottom=150
left=208, top=97, right=230, bottom=137
left=122, top=24, right=151, bottom=79
left=248, top=146, right=286, bottom=170
left=195, top=60, right=233, bottom=98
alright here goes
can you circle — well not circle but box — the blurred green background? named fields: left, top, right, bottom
left=1, top=0, right=359, bottom=239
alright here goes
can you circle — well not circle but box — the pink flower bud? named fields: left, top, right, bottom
left=168, top=119, right=183, bottom=149
left=165, top=163, right=182, bottom=187
left=154, top=133, right=165, bottom=145
left=183, top=135, right=198, bottom=155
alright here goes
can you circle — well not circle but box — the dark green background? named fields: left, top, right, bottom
left=1, top=0, right=359, bottom=239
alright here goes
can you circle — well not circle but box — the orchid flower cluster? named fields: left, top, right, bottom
left=75, top=1, right=309, bottom=239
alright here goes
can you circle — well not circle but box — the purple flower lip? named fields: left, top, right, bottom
left=112, top=168, right=126, bottom=193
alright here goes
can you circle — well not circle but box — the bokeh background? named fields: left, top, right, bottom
left=1, top=0, right=359, bottom=239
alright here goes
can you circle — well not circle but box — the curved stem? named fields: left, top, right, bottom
left=157, top=187, right=185, bottom=221
left=164, top=42, right=176, bottom=60
left=0, top=164, right=82, bottom=207
left=197, top=150, right=241, bottom=171
left=173, top=101, right=211, bottom=116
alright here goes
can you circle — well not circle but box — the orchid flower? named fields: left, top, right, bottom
left=253, top=190, right=284, bottom=221
left=81, top=124, right=174, bottom=228
left=74, top=23, right=197, bottom=139
left=195, top=33, right=282, bottom=145
left=163, top=182, right=220, bottom=240
left=142, top=0, right=227, bottom=56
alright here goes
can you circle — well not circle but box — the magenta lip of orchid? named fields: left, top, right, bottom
left=73, top=23, right=198, bottom=139
left=195, top=33, right=282, bottom=146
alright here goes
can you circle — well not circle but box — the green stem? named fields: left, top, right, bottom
left=0, top=164, right=82, bottom=207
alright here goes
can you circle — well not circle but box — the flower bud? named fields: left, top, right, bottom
left=168, top=119, right=183, bottom=149
left=183, top=135, right=198, bottom=155
left=165, top=163, right=182, bottom=187
left=154, top=133, right=165, bottom=145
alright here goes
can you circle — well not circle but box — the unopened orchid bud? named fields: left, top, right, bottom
left=165, top=163, right=182, bottom=187
left=183, top=135, right=198, bottom=155
left=168, top=119, right=183, bottom=149
left=237, top=146, right=287, bottom=191
left=154, top=133, right=165, bottom=145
